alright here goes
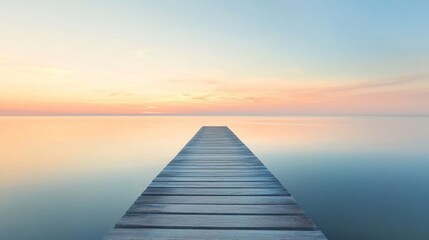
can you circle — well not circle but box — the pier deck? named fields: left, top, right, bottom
left=104, top=126, right=327, bottom=240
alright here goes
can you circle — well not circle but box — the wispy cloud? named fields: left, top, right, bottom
left=325, top=74, right=428, bottom=93
left=181, top=93, right=215, bottom=101
left=139, top=111, right=162, bottom=114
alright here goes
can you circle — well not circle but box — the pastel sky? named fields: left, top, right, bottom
left=1, top=0, right=428, bottom=115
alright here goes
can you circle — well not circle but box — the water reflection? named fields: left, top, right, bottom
left=0, top=116, right=428, bottom=240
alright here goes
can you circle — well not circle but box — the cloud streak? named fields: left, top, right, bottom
left=324, top=74, right=428, bottom=93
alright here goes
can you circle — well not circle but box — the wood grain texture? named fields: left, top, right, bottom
left=157, top=173, right=275, bottom=177
left=116, top=214, right=317, bottom=230
left=161, top=169, right=269, bottom=173
left=104, top=229, right=327, bottom=240
left=104, top=126, right=327, bottom=240
left=153, top=177, right=279, bottom=182
left=142, top=187, right=289, bottom=196
left=164, top=166, right=267, bottom=169
left=135, top=195, right=297, bottom=205
left=148, top=181, right=283, bottom=188
left=127, top=203, right=304, bottom=215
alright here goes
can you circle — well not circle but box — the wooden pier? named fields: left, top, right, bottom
left=104, top=126, right=327, bottom=240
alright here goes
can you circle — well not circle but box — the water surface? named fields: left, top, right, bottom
left=1, top=116, right=428, bottom=240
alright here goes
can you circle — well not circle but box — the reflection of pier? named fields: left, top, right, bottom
left=104, top=126, right=327, bottom=239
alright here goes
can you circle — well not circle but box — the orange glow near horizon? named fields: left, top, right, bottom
left=1, top=67, right=427, bottom=115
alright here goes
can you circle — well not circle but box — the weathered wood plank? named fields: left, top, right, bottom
left=164, top=166, right=267, bottom=169
left=142, top=187, right=289, bottom=196
left=173, top=155, right=258, bottom=159
left=172, top=160, right=260, bottom=163
left=176, top=155, right=255, bottom=157
left=182, top=146, right=248, bottom=149
left=171, top=161, right=260, bottom=164
left=184, top=146, right=246, bottom=148
left=172, top=159, right=259, bottom=162
left=184, top=144, right=246, bottom=147
left=148, top=181, right=282, bottom=188
left=168, top=162, right=263, bottom=166
left=158, top=173, right=274, bottom=177
left=153, top=177, right=278, bottom=182
left=161, top=169, right=268, bottom=173
left=167, top=165, right=265, bottom=168
left=104, top=228, right=327, bottom=240
left=178, top=151, right=253, bottom=154
left=161, top=171, right=269, bottom=175
left=173, top=159, right=258, bottom=162
left=127, top=203, right=304, bottom=215
left=187, top=142, right=244, bottom=144
left=180, top=150, right=253, bottom=154
left=135, top=195, right=297, bottom=205
left=171, top=158, right=259, bottom=161
left=170, top=161, right=262, bottom=164
left=116, top=214, right=316, bottom=230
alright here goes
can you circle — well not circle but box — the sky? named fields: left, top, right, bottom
left=0, top=0, right=428, bottom=115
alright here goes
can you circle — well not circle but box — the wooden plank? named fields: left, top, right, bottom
left=127, top=203, right=304, bottom=215
left=170, top=160, right=261, bottom=163
left=173, top=158, right=260, bottom=162
left=162, top=170, right=268, bottom=174
left=184, top=146, right=246, bottom=147
left=167, top=165, right=264, bottom=168
left=171, top=161, right=262, bottom=165
left=159, top=173, right=271, bottom=177
left=104, top=228, right=327, bottom=240
left=182, top=146, right=248, bottom=149
left=159, top=170, right=272, bottom=174
left=168, top=163, right=264, bottom=167
left=148, top=181, right=282, bottom=188
left=158, top=173, right=274, bottom=177
left=176, top=155, right=255, bottom=157
left=173, top=155, right=258, bottom=159
left=153, top=177, right=278, bottom=182
left=172, top=158, right=261, bottom=161
left=189, top=137, right=238, bottom=139
left=181, top=147, right=249, bottom=149
left=180, top=150, right=252, bottom=154
left=188, top=139, right=240, bottom=141
left=135, top=195, right=297, bottom=205
left=169, top=160, right=262, bottom=164
left=116, top=214, right=316, bottom=230
left=158, top=172, right=272, bottom=176
left=173, top=158, right=259, bottom=161
left=161, top=169, right=268, bottom=173
left=184, top=144, right=246, bottom=147
left=178, top=152, right=254, bottom=155
left=142, top=187, right=289, bottom=196
left=172, top=159, right=260, bottom=162
left=185, top=142, right=245, bottom=144
left=181, top=146, right=247, bottom=148
left=164, top=166, right=267, bottom=169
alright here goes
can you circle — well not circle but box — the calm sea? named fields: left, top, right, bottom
left=1, top=116, right=428, bottom=240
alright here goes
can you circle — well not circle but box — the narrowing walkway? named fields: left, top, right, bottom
left=104, top=126, right=327, bottom=240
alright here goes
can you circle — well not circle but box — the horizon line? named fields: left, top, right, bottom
left=1, top=114, right=428, bottom=117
